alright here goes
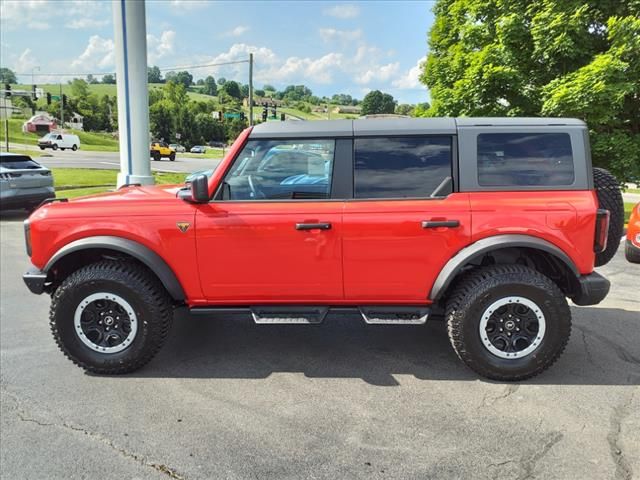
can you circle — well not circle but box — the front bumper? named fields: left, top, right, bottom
left=571, top=271, right=610, bottom=306
left=23, top=266, right=47, bottom=294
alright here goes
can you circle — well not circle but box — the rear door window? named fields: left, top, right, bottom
left=477, top=132, right=574, bottom=186
left=354, top=136, right=453, bottom=199
left=0, top=155, right=41, bottom=170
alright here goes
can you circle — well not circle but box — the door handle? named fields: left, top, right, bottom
left=295, top=222, right=332, bottom=230
left=422, top=220, right=460, bottom=228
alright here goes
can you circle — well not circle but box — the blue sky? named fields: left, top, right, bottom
left=0, top=0, right=434, bottom=103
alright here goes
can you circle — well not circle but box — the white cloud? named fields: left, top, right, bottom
left=0, top=0, right=50, bottom=30
left=66, top=18, right=110, bottom=29
left=224, top=25, right=250, bottom=37
left=71, top=35, right=114, bottom=71
left=318, top=28, right=362, bottom=43
left=392, top=56, right=426, bottom=89
left=168, top=0, right=208, bottom=11
left=14, top=48, right=39, bottom=73
left=147, top=30, right=176, bottom=64
left=323, top=3, right=360, bottom=19
left=356, top=62, right=400, bottom=85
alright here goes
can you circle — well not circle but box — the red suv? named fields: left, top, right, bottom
left=23, top=118, right=624, bottom=380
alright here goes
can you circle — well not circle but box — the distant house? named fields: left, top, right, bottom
left=333, top=105, right=361, bottom=114
left=65, top=112, right=84, bottom=131
left=22, top=113, right=57, bottom=134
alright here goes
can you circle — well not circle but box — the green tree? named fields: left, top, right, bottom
left=0, top=67, right=17, bottom=84
left=147, top=65, right=162, bottom=83
left=173, top=71, right=193, bottom=89
left=149, top=99, right=174, bottom=141
left=217, top=77, right=226, bottom=85
left=254, top=89, right=265, bottom=97
left=220, top=80, right=242, bottom=99
left=262, top=84, right=275, bottom=92
left=361, top=90, right=396, bottom=115
left=422, top=0, right=640, bottom=182
left=101, top=73, right=115, bottom=84
left=70, top=79, right=90, bottom=99
left=396, top=104, right=415, bottom=116
left=202, top=75, right=218, bottom=96
left=86, top=74, right=98, bottom=84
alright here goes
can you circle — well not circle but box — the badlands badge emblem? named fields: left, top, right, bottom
left=177, top=222, right=190, bottom=233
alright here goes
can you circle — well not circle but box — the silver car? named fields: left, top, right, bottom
left=0, top=153, right=55, bottom=210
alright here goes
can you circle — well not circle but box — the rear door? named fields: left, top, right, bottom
left=342, top=135, right=471, bottom=303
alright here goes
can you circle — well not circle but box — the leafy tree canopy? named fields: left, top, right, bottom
left=361, top=90, right=396, bottom=115
left=421, top=0, right=640, bottom=181
left=0, top=67, right=17, bottom=84
left=147, top=66, right=162, bottom=83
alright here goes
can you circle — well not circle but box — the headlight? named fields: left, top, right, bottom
left=635, top=233, right=640, bottom=244
left=24, top=220, right=32, bottom=257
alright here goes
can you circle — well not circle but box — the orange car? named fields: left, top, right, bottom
left=626, top=202, right=640, bottom=263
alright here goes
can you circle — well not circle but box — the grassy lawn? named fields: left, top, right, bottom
left=626, top=188, right=640, bottom=194
left=180, top=149, right=224, bottom=159
left=625, top=202, right=635, bottom=225
left=1, top=119, right=120, bottom=152
left=51, top=168, right=187, bottom=199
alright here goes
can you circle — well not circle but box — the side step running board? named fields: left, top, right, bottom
left=188, top=306, right=430, bottom=325
left=359, top=306, right=429, bottom=325
left=250, top=306, right=328, bottom=324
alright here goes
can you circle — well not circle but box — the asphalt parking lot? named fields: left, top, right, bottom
left=1, top=210, right=638, bottom=480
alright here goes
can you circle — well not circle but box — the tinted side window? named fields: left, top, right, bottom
left=221, top=139, right=335, bottom=200
left=354, top=136, right=452, bottom=199
left=477, top=133, right=574, bottom=186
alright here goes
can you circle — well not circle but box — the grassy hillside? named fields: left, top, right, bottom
left=10, top=83, right=216, bottom=103
left=0, top=118, right=119, bottom=151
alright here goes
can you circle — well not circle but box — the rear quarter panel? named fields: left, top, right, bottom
left=469, top=191, right=598, bottom=274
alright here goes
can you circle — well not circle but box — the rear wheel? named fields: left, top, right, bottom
left=626, top=241, right=640, bottom=263
left=72, top=144, right=78, bottom=151
left=446, top=265, right=571, bottom=381
left=593, top=167, right=623, bottom=266
left=152, top=151, right=160, bottom=161
left=61, top=148, right=65, bottom=151
left=49, top=261, right=173, bottom=374
left=39, top=146, right=45, bottom=150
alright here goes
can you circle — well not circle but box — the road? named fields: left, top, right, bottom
left=1, top=213, right=639, bottom=480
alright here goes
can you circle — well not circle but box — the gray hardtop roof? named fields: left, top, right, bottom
left=249, top=117, right=585, bottom=139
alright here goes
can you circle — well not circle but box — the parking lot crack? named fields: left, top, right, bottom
left=482, top=384, right=520, bottom=407
left=7, top=392, right=186, bottom=480
left=516, top=431, right=564, bottom=480
left=607, top=390, right=635, bottom=480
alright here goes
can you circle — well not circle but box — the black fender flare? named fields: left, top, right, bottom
left=45, top=236, right=186, bottom=301
left=429, top=234, right=579, bottom=300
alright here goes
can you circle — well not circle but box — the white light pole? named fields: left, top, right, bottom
left=112, top=0, right=153, bottom=187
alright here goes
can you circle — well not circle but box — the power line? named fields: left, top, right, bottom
left=11, top=59, right=250, bottom=77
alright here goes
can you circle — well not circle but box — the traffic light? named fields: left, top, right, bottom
left=4, top=84, right=10, bottom=98
left=46, top=93, right=52, bottom=105
left=271, top=105, right=277, bottom=119
left=62, top=94, right=67, bottom=107
left=262, top=104, right=268, bottom=122
left=280, top=113, right=285, bottom=122
left=240, top=111, right=245, bottom=121
left=32, top=84, right=37, bottom=100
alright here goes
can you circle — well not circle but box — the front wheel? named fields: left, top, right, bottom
left=52, top=144, right=58, bottom=151
left=446, top=264, right=571, bottom=381
left=72, top=144, right=78, bottom=151
left=49, top=261, right=173, bottom=374
left=39, top=146, right=45, bottom=150
left=169, top=152, right=175, bottom=161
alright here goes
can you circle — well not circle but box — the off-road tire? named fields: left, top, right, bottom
left=50, top=260, right=173, bottom=374
left=39, top=146, right=45, bottom=150
left=169, top=152, right=176, bottom=161
left=446, top=264, right=571, bottom=381
left=61, top=148, right=65, bottom=151
left=593, top=167, right=623, bottom=266
left=152, top=152, right=161, bottom=161
left=626, top=241, right=640, bottom=264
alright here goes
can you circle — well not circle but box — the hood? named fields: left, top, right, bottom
left=32, top=184, right=191, bottom=220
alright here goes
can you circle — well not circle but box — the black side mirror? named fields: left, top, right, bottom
left=179, top=174, right=209, bottom=203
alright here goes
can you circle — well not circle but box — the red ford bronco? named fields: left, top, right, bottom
left=23, top=118, right=624, bottom=381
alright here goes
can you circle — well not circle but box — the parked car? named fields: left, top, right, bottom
left=625, top=202, right=640, bottom=263
left=1, top=153, right=54, bottom=210
left=150, top=142, right=175, bottom=161
left=38, top=133, right=80, bottom=151
left=207, top=141, right=226, bottom=149
left=22, top=118, right=624, bottom=381
left=169, top=144, right=186, bottom=153
left=190, top=145, right=207, bottom=154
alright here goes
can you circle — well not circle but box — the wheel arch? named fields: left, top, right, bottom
left=44, top=236, right=186, bottom=302
left=430, top=234, right=580, bottom=301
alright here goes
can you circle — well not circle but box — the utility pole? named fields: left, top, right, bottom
left=59, top=83, right=63, bottom=130
left=248, top=53, right=254, bottom=126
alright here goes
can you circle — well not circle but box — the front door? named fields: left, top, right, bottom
left=196, top=138, right=344, bottom=303
left=342, top=135, right=471, bottom=303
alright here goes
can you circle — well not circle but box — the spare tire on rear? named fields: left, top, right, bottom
left=593, top=167, right=624, bottom=266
